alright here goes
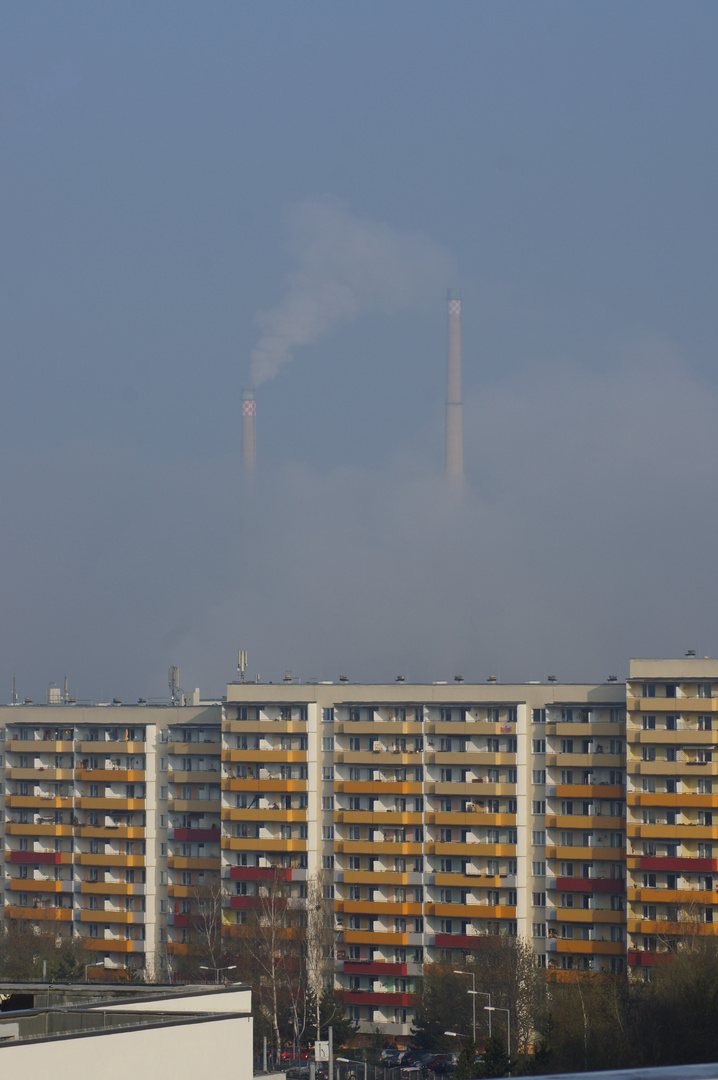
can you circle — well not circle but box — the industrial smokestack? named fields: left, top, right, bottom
left=241, top=388, right=256, bottom=477
left=445, top=288, right=463, bottom=484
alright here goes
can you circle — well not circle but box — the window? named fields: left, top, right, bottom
left=322, top=766, right=334, bottom=781
left=532, top=861, right=546, bottom=875
left=532, top=709, right=546, bottom=724
left=642, top=715, right=656, bottom=730
left=698, top=684, right=713, bottom=699
left=642, top=747, right=656, bottom=762
left=322, top=796, right=334, bottom=810
left=532, top=801, right=546, bottom=814
left=561, top=740, right=574, bottom=754
left=532, top=739, right=546, bottom=753
left=322, top=736, right=334, bottom=751
left=322, top=825, right=334, bottom=840
left=532, top=830, right=546, bottom=845
left=532, top=770, right=546, bottom=784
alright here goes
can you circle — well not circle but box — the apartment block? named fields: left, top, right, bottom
left=2, top=659, right=715, bottom=1036
left=626, top=658, right=718, bottom=975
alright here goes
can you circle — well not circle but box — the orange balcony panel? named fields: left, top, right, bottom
left=6, top=796, right=73, bottom=809
left=6, top=740, right=73, bottom=753
left=82, top=939, right=141, bottom=953
left=76, top=854, right=146, bottom=867
left=554, top=784, right=624, bottom=799
left=628, top=793, right=718, bottom=808
left=434, top=872, right=480, bottom=887
left=341, top=870, right=411, bottom=886
left=628, top=918, right=718, bottom=937
left=167, top=942, right=192, bottom=956
left=628, top=887, right=715, bottom=905
left=546, top=846, right=625, bottom=861
left=78, top=910, right=144, bottom=924
left=429, top=903, right=515, bottom=919
left=223, top=838, right=306, bottom=852
left=426, top=842, right=515, bottom=858
left=550, top=939, right=625, bottom=955
left=77, top=827, right=145, bottom=840
left=79, top=882, right=144, bottom=896
left=221, top=808, right=307, bottom=822
left=4, top=905, right=71, bottom=921
left=554, top=909, right=624, bottom=924
left=167, top=856, right=221, bottom=871
left=5, top=823, right=74, bottom=837
left=342, top=930, right=408, bottom=946
left=75, top=798, right=145, bottom=811
left=221, top=779, right=307, bottom=793
left=76, top=769, right=146, bottom=782
left=334, top=782, right=422, bottom=795
left=335, top=841, right=421, bottom=856
left=546, top=815, right=624, bottom=831
left=8, top=879, right=71, bottom=893
left=6, top=768, right=75, bottom=781
left=337, top=901, right=422, bottom=917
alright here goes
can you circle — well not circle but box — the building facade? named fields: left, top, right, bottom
left=0, top=658, right=716, bottom=1037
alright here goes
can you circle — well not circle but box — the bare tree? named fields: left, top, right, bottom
left=193, top=877, right=226, bottom=973
left=304, top=871, right=337, bottom=1040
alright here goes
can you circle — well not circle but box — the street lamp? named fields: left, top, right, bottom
left=453, top=970, right=476, bottom=1041
left=484, top=1007, right=510, bottom=1075
left=199, top=963, right=237, bottom=984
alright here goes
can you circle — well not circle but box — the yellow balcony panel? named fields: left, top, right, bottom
left=628, top=823, right=715, bottom=840
left=166, top=941, right=193, bottom=956
left=77, top=826, right=145, bottom=840
left=5, top=768, right=74, bottom=781
left=169, top=770, right=221, bottom=784
left=221, top=808, right=306, bottom=822
left=553, top=909, right=624, bottom=924
left=79, top=882, right=144, bottom=895
left=78, top=910, right=144, bottom=924
left=628, top=918, right=718, bottom=938
left=631, top=699, right=718, bottom=713
left=6, top=740, right=73, bottom=753
left=631, top=729, right=717, bottom=745
left=546, top=846, right=625, bottom=861
left=342, top=930, right=409, bottom=946
left=5, top=823, right=73, bottom=837
left=338, top=901, right=423, bottom=917
left=546, top=754, right=618, bottom=769
left=429, top=903, right=515, bottom=919
left=427, top=812, right=515, bottom=827
left=549, top=939, right=625, bottom=955
left=337, top=841, right=422, bottom=856
left=167, top=799, right=219, bottom=813
left=546, top=722, right=622, bottom=738
left=4, top=905, right=71, bottom=922
left=341, top=870, right=411, bottom=886
left=168, top=742, right=221, bottom=755
left=223, top=837, right=306, bottom=852
left=6, top=796, right=73, bottom=809
left=629, top=792, right=718, bottom=808
left=167, top=856, right=221, bottom=871
left=76, top=798, right=145, bottom=812
left=628, top=887, right=715, bottom=905
left=221, top=778, right=307, bottom=793
left=223, top=749, right=306, bottom=764
left=83, top=939, right=141, bottom=953
left=629, top=762, right=718, bottom=776
left=335, top=781, right=422, bottom=795
left=553, top=784, right=625, bottom=799
left=76, top=854, right=146, bottom=867
left=8, top=879, right=69, bottom=893
left=76, top=769, right=146, bottom=782
left=426, top=842, right=515, bottom=858
left=546, top=815, right=624, bottom=831
left=434, top=872, right=476, bottom=887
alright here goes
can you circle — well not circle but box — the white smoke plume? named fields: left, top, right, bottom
left=250, top=198, right=454, bottom=386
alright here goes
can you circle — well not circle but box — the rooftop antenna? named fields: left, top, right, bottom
left=11, top=676, right=17, bottom=704
left=64, top=675, right=69, bottom=704
left=238, top=650, right=247, bottom=682
left=169, top=665, right=182, bottom=706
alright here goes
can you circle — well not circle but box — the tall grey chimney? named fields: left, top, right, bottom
left=445, top=288, right=463, bottom=484
left=241, top=387, right=256, bottom=477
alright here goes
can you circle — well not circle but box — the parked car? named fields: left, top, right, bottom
left=380, top=1050, right=402, bottom=1066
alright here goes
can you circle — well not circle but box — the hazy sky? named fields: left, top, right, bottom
left=3, top=2, right=718, bottom=701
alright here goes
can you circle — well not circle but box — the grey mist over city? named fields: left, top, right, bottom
left=3, top=3, right=718, bottom=702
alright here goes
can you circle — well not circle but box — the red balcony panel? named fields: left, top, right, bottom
left=627, top=950, right=673, bottom=967
left=228, top=867, right=292, bottom=881
left=8, top=851, right=61, bottom=864
left=639, top=857, right=717, bottom=872
left=339, top=991, right=417, bottom=1007
left=434, top=934, right=477, bottom=949
left=555, top=877, right=625, bottom=893
left=171, top=828, right=220, bottom=842
left=342, top=961, right=407, bottom=976
left=229, top=896, right=262, bottom=909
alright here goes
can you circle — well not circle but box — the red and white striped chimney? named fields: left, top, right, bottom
left=241, top=388, right=256, bottom=477
left=445, top=289, right=463, bottom=484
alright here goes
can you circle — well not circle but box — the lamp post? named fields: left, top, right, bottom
left=199, top=963, right=237, bottom=984
left=484, top=1007, right=510, bottom=1075
left=453, top=970, right=476, bottom=1041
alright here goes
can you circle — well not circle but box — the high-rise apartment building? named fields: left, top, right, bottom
left=626, top=658, right=718, bottom=976
left=0, top=659, right=714, bottom=1039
